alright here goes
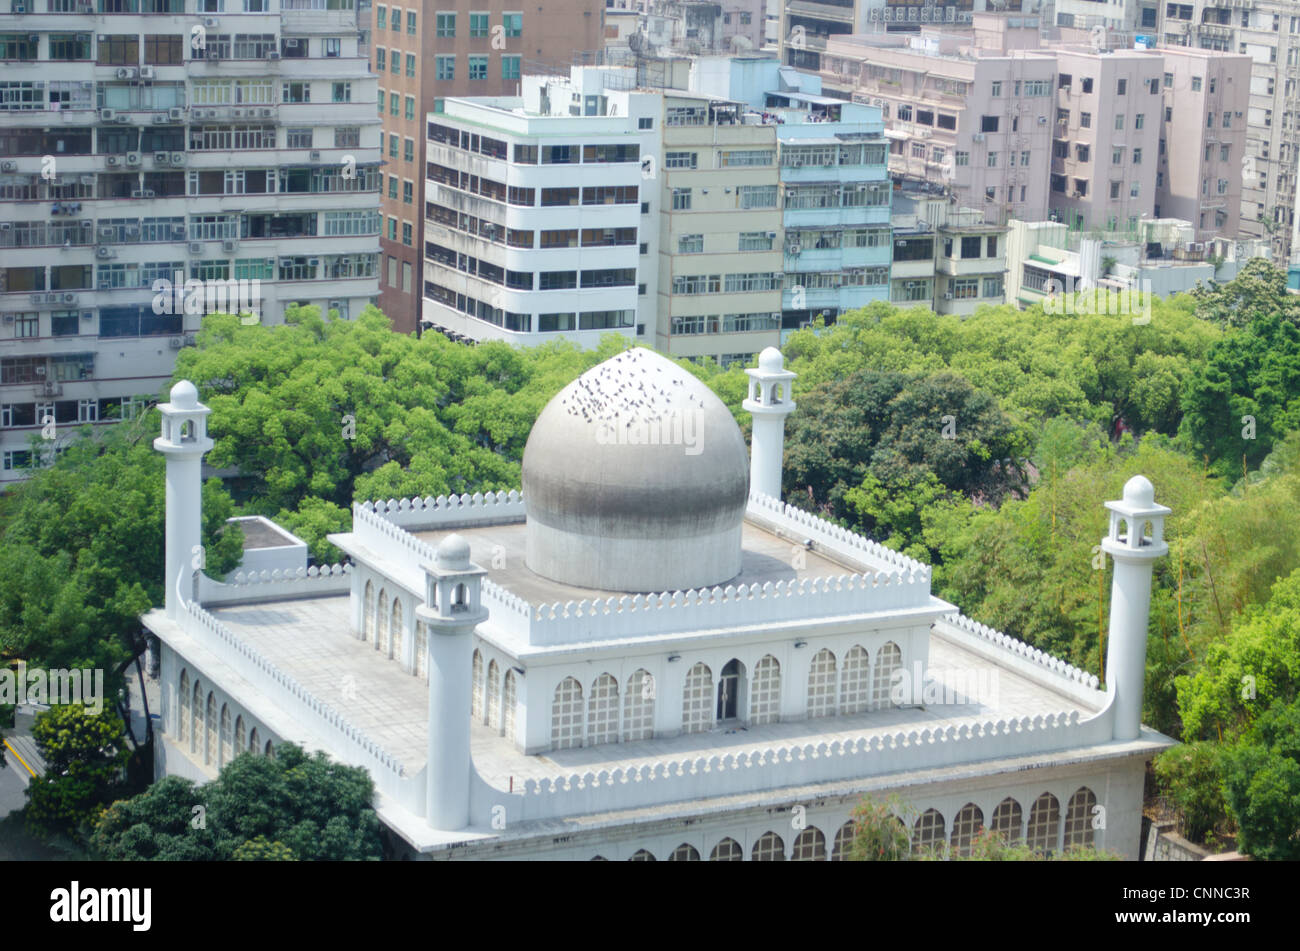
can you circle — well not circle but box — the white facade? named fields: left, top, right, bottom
left=0, top=2, right=380, bottom=487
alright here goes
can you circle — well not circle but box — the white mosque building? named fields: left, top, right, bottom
left=143, top=346, right=1174, bottom=860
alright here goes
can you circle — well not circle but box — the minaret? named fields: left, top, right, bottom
left=417, top=534, right=488, bottom=830
left=1101, top=475, right=1171, bottom=741
left=154, top=380, right=213, bottom=620
left=742, top=346, right=796, bottom=501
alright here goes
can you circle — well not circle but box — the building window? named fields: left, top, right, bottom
left=469, top=55, right=487, bottom=80
left=954, top=150, right=969, bottom=167
left=404, top=95, right=414, bottom=118
left=1135, top=113, right=1144, bottom=130
left=1064, top=788, right=1098, bottom=849
left=406, top=53, right=415, bottom=77
left=672, top=187, right=691, bottom=210
left=682, top=662, right=712, bottom=734
left=1116, top=78, right=1127, bottom=95
left=551, top=677, right=583, bottom=750
left=502, top=12, right=522, bottom=37
left=436, top=12, right=454, bottom=37
left=751, top=831, right=785, bottom=862
left=1114, top=114, right=1124, bottom=131
left=1026, top=792, right=1061, bottom=856
left=622, top=669, right=654, bottom=741
left=407, top=10, right=416, bottom=35
left=1080, top=111, right=1091, bottom=129
left=502, top=55, right=520, bottom=79
left=436, top=55, right=454, bottom=80
left=586, top=673, right=619, bottom=747
left=806, top=649, right=837, bottom=719
left=469, top=12, right=489, bottom=37
left=678, top=233, right=703, bottom=254
left=1191, top=76, right=1202, bottom=91
left=332, top=82, right=352, bottom=103
left=912, top=809, right=945, bottom=856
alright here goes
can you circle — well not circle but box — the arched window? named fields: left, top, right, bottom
left=586, top=673, right=619, bottom=746
left=503, top=670, right=517, bottom=742
left=681, top=663, right=713, bottom=734
left=791, top=827, right=827, bottom=861
left=717, top=658, right=744, bottom=721
left=265, top=739, right=275, bottom=758
left=377, top=590, right=389, bottom=655
left=912, top=808, right=945, bottom=856
left=1026, top=792, right=1061, bottom=856
left=709, top=838, right=744, bottom=861
left=204, top=692, right=217, bottom=766
left=623, top=669, right=654, bottom=741
left=990, top=797, right=1022, bottom=843
left=551, top=677, right=584, bottom=749
left=751, top=831, right=786, bottom=861
left=590, top=855, right=608, bottom=861
left=190, top=680, right=203, bottom=755
left=668, top=843, right=700, bottom=861
left=234, top=715, right=245, bottom=754
left=471, top=649, right=484, bottom=721
left=831, top=820, right=856, bottom=861
left=950, top=803, right=983, bottom=858
left=415, top=622, right=428, bottom=680
left=839, top=646, right=871, bottom=714
left=1064, top=787, right=1097, bottom=850
left=219, top=704, right=232, bottom=769
left=249, top=727, right=260, bottom=753
left=390, top=598, right=403, bottom=663
left=628, top=849, right=656, bottom=861
left=750, top=655, right=781, bottom=725
left=363, top=581, right=375, bottom=642
left=872, top=642, right=903, bottom=710
left=178, top=670, right=189, bottom=743
left=486, top=660, right=502, bottom=731
left=806, top=648, right=837, bottom=718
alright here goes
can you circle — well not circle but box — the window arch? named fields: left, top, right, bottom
left=990, top=797, right=1023, bottom=843
left=248, top=727, right=260, bottom=753
left=831, top=820, right=856, bottom=861
left=950, top=803, right=983, bottom=857
left=751, top=831, right=786, bottom=861
left=551, top=677, right=584, bottom=750
left=668, top=843, right=700, bottom=861
left=503, top=669, right=517, bottom=742
left=681, top=663, right=713, bottom=734
left=1064, top=787, right=1097, bottom=850
left=912, top=808, right=945, bottom=856
left=717, top=658, right=744, bottom=721
left=264, top=739, right=275, bottom=758
left=415, top=622, right=428, bottom=680
left=219, top=704, right=232, bottom=769
left=872, top=642, right=903, bottom=710
left=1026, top=792, right=1061, bottom=856
left=839, top=645, right=871, bottom=714
left=623, top=669, right=654, bottom=741
left=587, top=673, right=619, bottom=746
left=750, top=655, right=781, bottom=725
left=390, top=598, right=403, bottom=663
left=190, top=680, right=203, bottom=755
left=628, top=849, right=656, bottom=861
left=204, top=692, right=217, bottom=766
left=178, top=670, right=189, bottom=743
left=806, top=648, right=837, bottom=718
left=377, top=590, right=389, bottom=655
left=486, top=660, right=502, bottom=732
left=363, top=581, right=375, bottom=642
left=791, top=827, right=827, bottom=861
left=471, top=649, right=484, bottom=721
left=709, top=838, right=744, bottom=861
left=234, top=715, right=245, bottom=754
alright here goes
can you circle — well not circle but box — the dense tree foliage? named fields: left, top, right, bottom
left=25, top=706, right=131, bottom=840
left=1219, top=697, right=1300, bottom=861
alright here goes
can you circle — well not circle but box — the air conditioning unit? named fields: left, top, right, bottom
left=152, top=113, right=169, bottom=124
left=207, top=51, right=220, bottom=61
left=1037, top=116, right=1047, bottom=125
left=154, top=151, right=170, bottom=165
left=169, top=336, right=185, bottom=349
left=62, top=293, right=75, bottom=304
left=115, top=114, right=131, bottom=124
left=1187, top=241, right=1204, bottom=252
left=98, top=277, right=114, bottom=290
left=260, top=108, right=274, bottom=118
left=76, top=34, right=90, bottom=43
left=230, top=108, right=243, bottom=118
left=943, top=291, right=954, bottom=300
left=765, top=231, right=776, bottom=239
left=307, top=258, right=319, bottom=268
left=787, top=244, right=801, bottom=255
left=99, top=108, right=115, bottom=121
left=172, top=225, right=186, bottom=239
left=79, top=175, right=95, bottom=186
left=116, top=67, right=137, bottom=80
left=12, top=2, right=26, bottom=12
left=267, top=51, right=281, bottom=60
left=130, top=189, right=145, bottom=197
left=278, top=257, right=293, bottom=266
left=972, top=133, right=985, bottom=142
left=203, top=17, right=217, bottom=27
left=125, top=151, right=142, bottom=166
left=0, top=161, right=14, bottom=172
left=125, top=227, right=139, bottom=238
left=79, top=81, right=93, bottom=90
left=0, top=222, right=11, bottom=232
left=169, top=107, right=184, bottom=120
left=189, top=242, right=203, bottom=254
left=309, top=150, right=321, bottom=161
left=39, top=381, right=63, bottom=397
left=106, top=156, right=121, bottom=167
left=95, top=246, right=114, bottom=259
left=140, top=66, right=155, bottom=80
left=285, top=38, right=299, bottom=48
left=97, top=227, right=114, bottom=241
left=222, top=239, right=238, bottom=252
left=143, top=189, right=155, bottom=197
left=170, top=152, right=186, bottom=165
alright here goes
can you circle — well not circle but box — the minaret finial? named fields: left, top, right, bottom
left=742, top=347, right=796, bottom=502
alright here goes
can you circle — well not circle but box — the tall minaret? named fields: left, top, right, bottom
left=154, top=380, right=213, bottom=620
left=417, top=534, right=488, bottom=830
left=743, top=346, right=796, bottom=501
left=1101, top=475, right=1170, bottom=741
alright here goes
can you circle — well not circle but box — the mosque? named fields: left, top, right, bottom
left=142, top=346, right=1174, bottom=860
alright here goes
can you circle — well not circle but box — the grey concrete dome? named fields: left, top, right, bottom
left=522, top=347, right=750, bottom=593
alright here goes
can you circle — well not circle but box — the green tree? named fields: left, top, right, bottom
left=1152, top=742, right=1229, bottom=844
left=1219, top=696, right=1300, bottom=860
left=1187, top=257, right=1300, bottom=330
left=89, top=775, right=213, bottom=861
left=232, top=835, right=296, bottom=861
left=25, top=706, right=131, bottom=840
left=844, top=795, right=913, bottom=861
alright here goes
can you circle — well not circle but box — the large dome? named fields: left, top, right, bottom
left=522, top=347, right=750, bottom=592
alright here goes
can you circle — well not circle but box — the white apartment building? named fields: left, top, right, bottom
left=890, top=189, right=1008, bottom=315
left=421, top=67, right=658, bottom=348
left=0, top=0, right=381, bottom=487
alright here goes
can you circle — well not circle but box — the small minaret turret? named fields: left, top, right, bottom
left=154, top=380, right=213, bottom=620
left=417, top=534, right=488, bottom=831
left=743, top=346, right=796, bottom=501
left=1101, top=475, right=1170, bottom=741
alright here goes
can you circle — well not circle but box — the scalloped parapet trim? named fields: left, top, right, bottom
left=357, top=490, right=526, bottom=530
left=938, top=612, right=1102, bottom=689
left=222, top=563, right=351, bottom=585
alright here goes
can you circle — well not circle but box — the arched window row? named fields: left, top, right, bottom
left=472, top=646, right=518, bottom=744
left=360, top=576, right=416, bottom=673
left=549, top=668, right=659, bottom=750
left=175, top=667, right=276, bottom=769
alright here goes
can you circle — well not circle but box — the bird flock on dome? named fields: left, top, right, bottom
left=559, top=348, right=709, bottom=430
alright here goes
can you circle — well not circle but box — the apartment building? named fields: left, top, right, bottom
left=0, top=0, right=380, bottom=487
left=821, top=16, right=1059, bottom=225
left=890, top=188, right=1007, bottom=314
left=1050, top=48, right=1163, bottom=231
left=374, top=1, right=604, bottom=334
left=421, top=68, right=656, bottom=348
left=641, top=0, right=767, bottom=53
